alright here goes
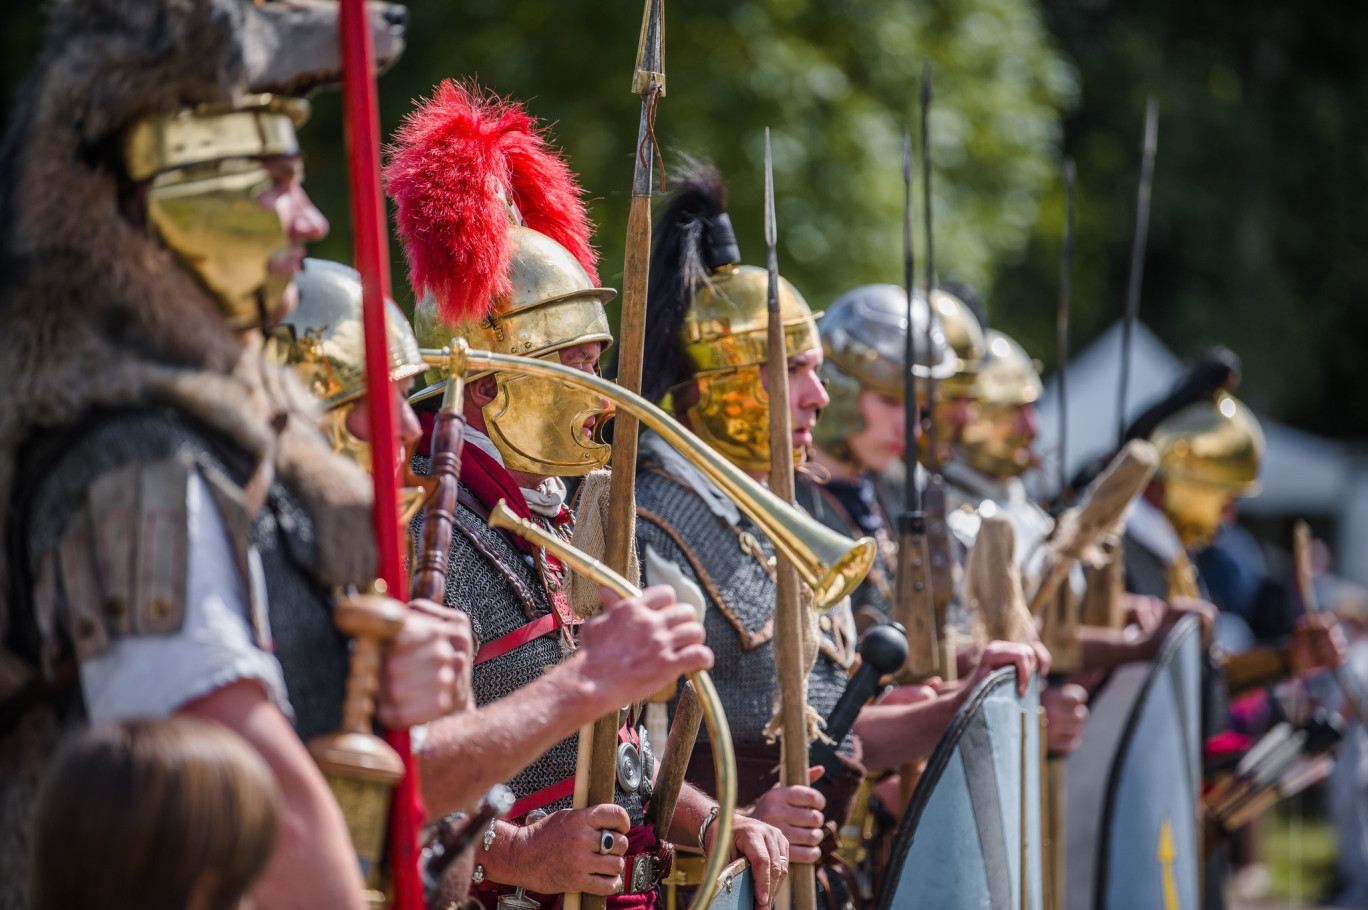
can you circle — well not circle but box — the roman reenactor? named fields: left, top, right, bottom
left=797, top=284, right=954, bottom=637
left=383, top=82, right=788, bottom=908
left=0, top=4, right=466, bottom=908
left=632, top=159, right=1043, bottom=899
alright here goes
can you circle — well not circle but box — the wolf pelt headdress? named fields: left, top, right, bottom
left=0, top=0, right=406, bottom=642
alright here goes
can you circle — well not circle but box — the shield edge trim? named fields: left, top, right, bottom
left=1091, top=613, right=1202, bottom=910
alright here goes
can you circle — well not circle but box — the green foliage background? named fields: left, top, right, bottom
left=4, top=0, right=1366, bottom=438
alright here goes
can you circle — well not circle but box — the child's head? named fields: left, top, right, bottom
left=31, top=717, right=280, bottom=910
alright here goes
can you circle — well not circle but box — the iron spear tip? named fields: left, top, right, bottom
left=1064, top=156, right=1076, bottom=186
left=632, top=0, right=666, bottom=95
left=1142, top=95, right=1159, bottom=154
left=764, top=128, right=776, bottom=248
left=903, top=130, right=912, bottom=183
left=920, top=60, right=932, bottom=107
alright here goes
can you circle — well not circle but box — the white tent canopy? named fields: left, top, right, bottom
left=1033, top=320, right=1368, bottom=583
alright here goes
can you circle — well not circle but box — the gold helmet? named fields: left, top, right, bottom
left=960, top=330, right=1044, bottom=479
left=122, top=94, right=310, bottom=329
left=1151, top=392, right=1264, bottom=548
left=386, top=82, right=617, bottom=478
left=639, top=160, right=819, bottom=473
left=922, top=286, right=987, bottom=465
left=264, top=259, right=431, bottom=521
left=930, top=287, right=987, bottom=397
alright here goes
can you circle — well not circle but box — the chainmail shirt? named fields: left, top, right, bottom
left=411, top=456, right=645, bottom=824
left=634, top=464, right=853, bottom=753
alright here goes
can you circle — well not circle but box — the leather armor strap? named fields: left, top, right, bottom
left=508, top=777, right=577, bottom=820
left=636, top=505, right=774, bottom=651
left=473, top=613, right=561, bottom=667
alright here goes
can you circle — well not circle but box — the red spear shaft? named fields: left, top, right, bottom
left=338, top=3, right=421, bottom=909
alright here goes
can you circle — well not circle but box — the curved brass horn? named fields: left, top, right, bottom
left=419, top=340, right=876, bottom=609
left=487, top=500, right=737, bottom=910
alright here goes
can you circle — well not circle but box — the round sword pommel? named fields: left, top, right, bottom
left=860, top=622, right=910, bottom=676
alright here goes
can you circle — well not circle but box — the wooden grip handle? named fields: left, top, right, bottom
left=650, top=680, right=702, bottom=836
left=412, top=408, right=467, bottom=603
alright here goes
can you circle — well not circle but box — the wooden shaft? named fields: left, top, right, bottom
left=580, top=169, right=656, bottom=910
left=411, top=408, right=467, bottom=603
left=650, top=680, right=702, bottom=836
left=562, top=723, right=595, bottom=910
left=1079, top=540, right=1127, bottom=629
left=764, top=130, right=816, bottom=910
left=1045, top=756, right=1065, bottom=910
left=1020, top=711, right=1029, bottom=910
left=894, top=528, right=938, bottom=680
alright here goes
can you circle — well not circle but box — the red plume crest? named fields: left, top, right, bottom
left=384, top=81, right=599, bottom=325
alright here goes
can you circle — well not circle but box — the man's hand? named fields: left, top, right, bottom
left=748, top=768, right=826, bottom=864
left=575, top=585, right=713, bottom=712
left=1123, top=593, right=1165, bottom=635
left=378, top=598, right=472, bottom=728
left=1290, top=613, right=1348, bottom=675
left=1041, top=682, right=1090, bottom=756
left=507, top=804, right=631, bottom=896
left=967, top=640, right=1041, bottom=697
left=705, top=811, right=790, bottom=907
left=875, top=680, right=941, bottom=706
left=1159, top=596, right=1218, bottom=645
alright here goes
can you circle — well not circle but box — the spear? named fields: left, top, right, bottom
left=764, top=127, right=817, bottom=910
left=1115, top=97, right=1159, bottom=448
left=893, top=126, right=938, bottom=683
left=917, top=62, right=957, bottom=681
left=582, top=6, right=665, bottom=910
left=1057, top=159, right=1076, bottom=501
left=338, top=1, right=420, bottom=907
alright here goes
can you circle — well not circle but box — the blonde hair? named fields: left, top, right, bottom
left=31, top=717, right=281, bottom=910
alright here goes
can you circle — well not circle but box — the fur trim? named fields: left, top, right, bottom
left=383, top=80, right=598, bottom=326
left=0, top=0, right=380, bottom=638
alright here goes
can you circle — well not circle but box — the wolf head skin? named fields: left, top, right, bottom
left=0, top=0, right=410, bottom=637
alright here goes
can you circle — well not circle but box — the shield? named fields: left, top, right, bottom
left=1063, top=614, right=1202, bottom=910
left=873, top=668, right=1043, bottom=910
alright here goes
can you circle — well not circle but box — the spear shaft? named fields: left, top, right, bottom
left=1116, top=97, right=1159, bottom=448
left=1057, top=159, right=1076, bottom=500
left=918, top=63, right=956, bottom=680
left=764, top=128, right=817, bottom=910
left=582, top=7, right=665, bottom=910
left=894, top=126, right=939, bottom=683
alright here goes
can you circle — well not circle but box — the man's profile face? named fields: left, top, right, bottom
left=258, top=155, right=329, bottom=318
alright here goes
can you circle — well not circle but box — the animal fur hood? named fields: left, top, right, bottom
left=0, top=0, right=396, bottom=638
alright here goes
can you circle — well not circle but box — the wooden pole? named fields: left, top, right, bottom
left=763, top=128, right=817, bottom=910
left=582, top=8, right=665, bottom=910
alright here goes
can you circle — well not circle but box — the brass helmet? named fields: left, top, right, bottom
left=929, top=287, right=987, bottom=397
left=1151, top=392, right=1264, bottom=548
left=639, top=159, right=819, bottom=473
left=812, top=284, right=955, bottom=462
left=264, top=259, right=430, bottom=521
left=386, top=82, right=617, bottom=478
left=959, top=330, right=1044, bottom=479
left=922, top=286, right=987, bottom=466
left=122, top=94, right=310, bottom=329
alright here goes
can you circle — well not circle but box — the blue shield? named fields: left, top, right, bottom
left=874, top=668, right=1044, bottom=910
left=1063, top=614, right=1202, bottom=910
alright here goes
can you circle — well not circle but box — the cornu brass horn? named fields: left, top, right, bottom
left=486, top=499, right=737, bottom=910
left=418, top=339, right=877, bottom=609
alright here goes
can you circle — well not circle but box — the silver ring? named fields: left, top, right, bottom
left=598, top=829, right=617, bottom=854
